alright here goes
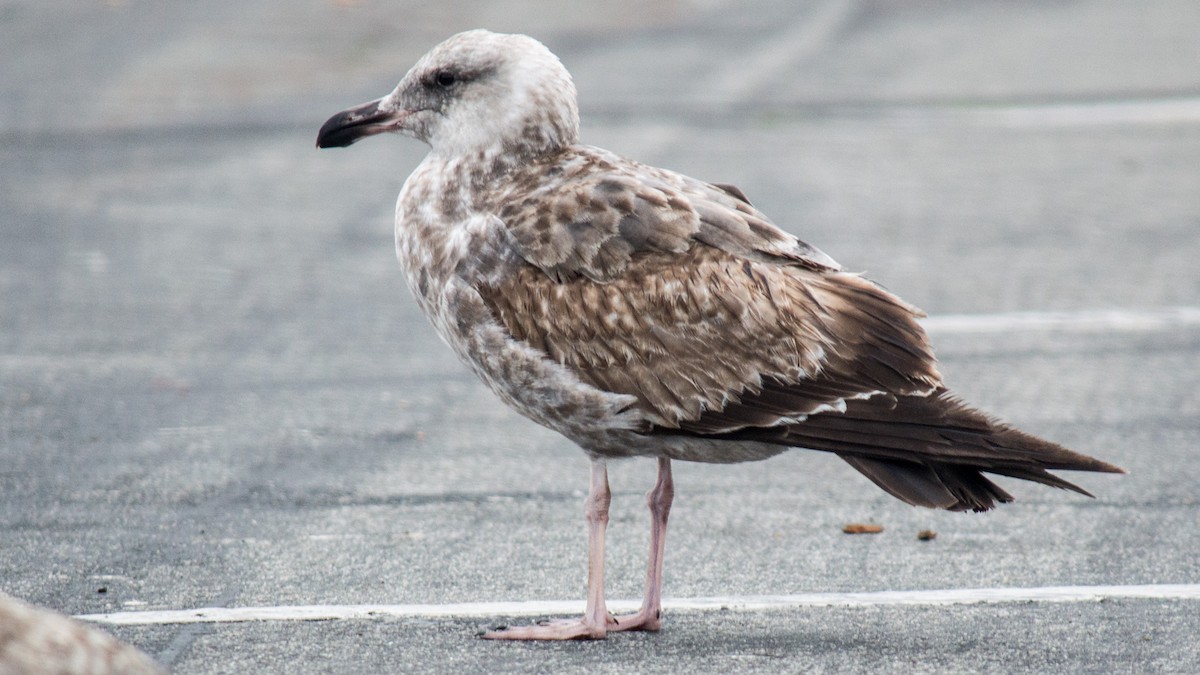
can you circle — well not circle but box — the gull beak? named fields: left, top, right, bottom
left=315, top=97, right=408, bottom=149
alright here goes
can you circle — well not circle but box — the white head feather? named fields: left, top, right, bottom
left=384, top=30, right=580, bottom=159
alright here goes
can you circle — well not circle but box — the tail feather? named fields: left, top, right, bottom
left=841, top=456, right=1016, bottom=512
left=686, top=387, right=1124, bottom=512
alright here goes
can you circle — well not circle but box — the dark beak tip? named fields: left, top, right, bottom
left=315, top=100, right=393, bottom=150
left=314, top=135, right=342, bottom=150
left=315, top=112, right=359, bottom=150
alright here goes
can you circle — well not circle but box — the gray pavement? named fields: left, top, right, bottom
left=2, top=1, right=1199, bottom=673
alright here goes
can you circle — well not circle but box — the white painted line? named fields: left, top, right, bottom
left=970, top=97, right=1200, bottom=128
left=923, top=306, right=1200, bottom=335
left=76, top=584, right=1200, bottom=626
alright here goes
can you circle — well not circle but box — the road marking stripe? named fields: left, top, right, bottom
left=3, top=308, right=1194, bottom=373
left=968, top=97, right=1200, bottom=128
left=77, top=584, right=1200, bottom=625
left=923, top=306, right=1200, bottom=334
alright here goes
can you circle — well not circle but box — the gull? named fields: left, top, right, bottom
left=316, top=29, right=1124, bottom=640
left=0, top=592, right=165, bottom=674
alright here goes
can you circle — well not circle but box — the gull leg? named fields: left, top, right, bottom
left=483, top=459, right=612, bottom=640
left=610, top=457, right=673, bottom=632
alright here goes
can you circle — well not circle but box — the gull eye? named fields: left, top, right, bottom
left=434, top=70, right=457, bottom=88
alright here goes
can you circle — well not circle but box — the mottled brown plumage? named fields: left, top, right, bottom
left=317, top=29, right=1123, bottom=640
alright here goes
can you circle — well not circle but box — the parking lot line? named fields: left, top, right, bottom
left=924, top=306, right=1200, bottom=334
left=77, top=583, right=1200, bottom=626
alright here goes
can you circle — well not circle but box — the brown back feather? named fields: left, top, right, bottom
left=479, top=147, right=1123, bottom=512
left=479, top=245, right=940, bottom=429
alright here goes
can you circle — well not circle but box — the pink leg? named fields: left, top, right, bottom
left=483, top=459, right=613, bottom=640
left=610, top=457, right=673, bottom=633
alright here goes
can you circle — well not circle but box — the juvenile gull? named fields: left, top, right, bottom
left=316, top=29, right=1124, bottom=640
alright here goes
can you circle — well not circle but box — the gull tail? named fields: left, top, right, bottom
left=782, top=388, right=1125, bottom=512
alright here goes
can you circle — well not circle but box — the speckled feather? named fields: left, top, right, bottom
left=328, top=30, right=1122, bottom=513
left=0, top=592, right=165, bottom=675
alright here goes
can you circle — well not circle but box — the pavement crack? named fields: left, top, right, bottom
left=156, top=587, right=241, bottom=667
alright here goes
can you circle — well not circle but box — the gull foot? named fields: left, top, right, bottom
left=482, top=617, right=608, bottom=641
left=608, top=608, right=662, bottom=633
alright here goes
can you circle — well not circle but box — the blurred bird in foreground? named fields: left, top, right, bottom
left=0, top=592, right=165, bottom=674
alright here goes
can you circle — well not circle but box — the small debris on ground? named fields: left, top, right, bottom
left=917, top=529, right=938, bottom=541
left=842, top=523, right=883, bottom=534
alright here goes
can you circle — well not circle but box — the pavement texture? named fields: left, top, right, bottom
left=2, top=1, right=1199, bottom=673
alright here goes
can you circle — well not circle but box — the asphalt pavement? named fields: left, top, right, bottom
left=2, top=1, right=1199, bottom=673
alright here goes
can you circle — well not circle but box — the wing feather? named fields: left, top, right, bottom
left=479, top=241, right=938, bottom=430
left=474, top=147, right=1121, bottom=513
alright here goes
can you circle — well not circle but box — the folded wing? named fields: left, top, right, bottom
left=477, top=151, right=1123, bottom=512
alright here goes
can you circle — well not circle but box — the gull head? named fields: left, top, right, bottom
left=316, top=30, right=579, bottom=159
